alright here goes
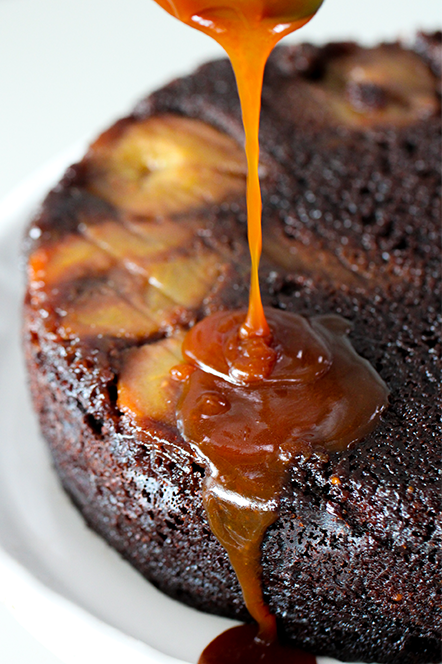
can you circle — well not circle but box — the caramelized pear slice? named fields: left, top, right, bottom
left=125, top=217, right=194, bottom=248
left=38, top=222, right=225, bottom=340
left=263, top=225, right=366, bottom=288
left=147, top=251, right=223, bottom=308
left=321, top=46, right=439, bottom=126
left=86, top=115, right=247, bottom=216
left=28, top=235, right=113, bottom=289
left=81, top=219, right=193, bottom=275
left=60, top=287, right=158, bottom=340
left=141, top=287, right=188, bottom=326
left=118, top=333, right=185, bottom=425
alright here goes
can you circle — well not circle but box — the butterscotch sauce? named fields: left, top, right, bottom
left=152, top=0, right=389, bottom=661
left=175, top=308, right=388, bottom=652
left=199, top=624, right=317, bottom=664
left=154, top=0, right=325, bottom=337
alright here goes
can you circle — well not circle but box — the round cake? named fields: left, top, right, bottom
left=23, top=34, right=441, bottom=663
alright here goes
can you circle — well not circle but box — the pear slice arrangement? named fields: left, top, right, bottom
left=28, top=116, right=245, bottom=344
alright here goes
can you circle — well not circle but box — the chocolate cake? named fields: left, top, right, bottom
left=23, top=34, right=441, bottom=663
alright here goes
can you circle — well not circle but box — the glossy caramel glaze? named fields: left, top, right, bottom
left=175, top=308, right=388, bottom=642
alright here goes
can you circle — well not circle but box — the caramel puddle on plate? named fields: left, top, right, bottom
left=199, top=623, right=317, bottom=664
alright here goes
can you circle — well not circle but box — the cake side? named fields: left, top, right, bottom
left=23, top=36, right=441, bottom=663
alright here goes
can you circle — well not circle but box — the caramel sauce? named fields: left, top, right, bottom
left=199, top=624, right=317, bottom=664
left=154, top=0, right=324, bottom=337
left=175, top=308, right=388, bottom=653
left=152, top=0, right=389, bottom=661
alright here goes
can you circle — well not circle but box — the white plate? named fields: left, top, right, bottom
left=0, top=150, right=349, bottom=664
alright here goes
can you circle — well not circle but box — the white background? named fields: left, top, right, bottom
left=0, top=0, right=440, bottom=662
